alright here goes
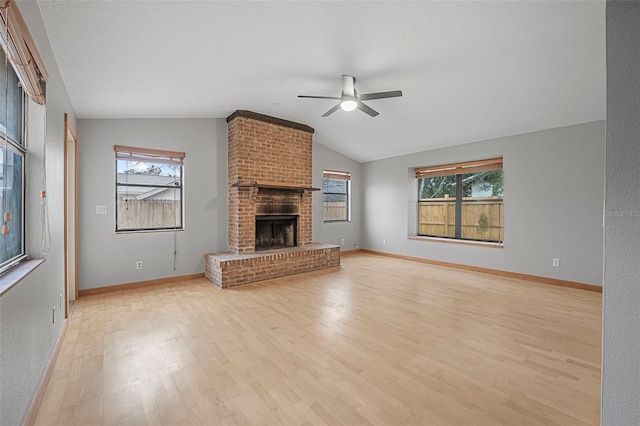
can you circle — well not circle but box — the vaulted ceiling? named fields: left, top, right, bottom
left=37, top=1, right=605, bottom=162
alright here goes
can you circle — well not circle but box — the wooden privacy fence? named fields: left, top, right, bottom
left=324, top=201, right=348, bottom=221
left=118, top=200, right=181, bottom=229
left=418, top=196, right=503, bottom=241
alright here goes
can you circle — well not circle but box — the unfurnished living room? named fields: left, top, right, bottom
left=0, top=1, right=638, bottom=425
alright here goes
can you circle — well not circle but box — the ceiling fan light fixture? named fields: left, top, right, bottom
left=340, top=98, right=357, bottom=112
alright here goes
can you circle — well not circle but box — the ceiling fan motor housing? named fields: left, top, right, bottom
left=342, top=75, right=356, bottom=98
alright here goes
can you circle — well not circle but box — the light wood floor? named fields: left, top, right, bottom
left=34, top=253, right=602, bottom=425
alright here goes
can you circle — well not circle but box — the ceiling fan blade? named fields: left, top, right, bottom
left=357, top=90, right=403, bottom=101
left=298, top=95, right=341, bottom=100
left=357, top=101, right=379, bottom=117
left=322, top=103, right=342, bottom=117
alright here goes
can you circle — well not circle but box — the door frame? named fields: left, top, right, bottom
left=63, top=113, right=78, bottom=318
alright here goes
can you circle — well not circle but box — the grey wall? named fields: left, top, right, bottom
left=313, top=142, right=362, bottom=250
left=602, top=1, right=640, bottom=424
left=362, top=121, right=605, bottom=286
left=76, top=118, right=227, bottom=290
left=76, top=120, right=363, bottom=291
left=0, top=1, right=77, bottom=424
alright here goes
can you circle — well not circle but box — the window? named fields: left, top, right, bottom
left=323, top=170, right=350, bottom=222
left=416, top=158, right=503, bottom=243
left=0, top=47, right=25, bottom=273
left=115, top=145, right=185, bottom=232
left=0, top=0, right=46, bottom=278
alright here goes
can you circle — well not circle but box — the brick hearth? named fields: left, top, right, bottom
left=205, top=243, right=340, bottom=288
left=204, top=110, right=340, bottom=288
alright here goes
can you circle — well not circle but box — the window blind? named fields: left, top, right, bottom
left=114, top=145, right=185, bottom=166
left=323, top=170, right=351, bottom=181
left=0, top=0, right=47, bottom=105
left=415, top=158, right=502, bottom=179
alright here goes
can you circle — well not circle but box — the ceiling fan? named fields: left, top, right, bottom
left=298, top=75, right=402, bottom=117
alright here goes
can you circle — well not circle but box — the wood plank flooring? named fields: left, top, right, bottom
left=33, top=253, right=602, bottom=425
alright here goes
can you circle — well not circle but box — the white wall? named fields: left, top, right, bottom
left=362, top=121, right=605, bottom=286
left=0, top=1, right=77, bottom=424
left=76, top=118, right=227, bottom=290
left=313, top=142, right=362, bottom=250
left=602, top=1, right=640, bottom=424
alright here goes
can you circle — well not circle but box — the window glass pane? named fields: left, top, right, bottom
left=418, top=175, right=457, bottom=199
left=460, top=170, right=503, bottom=242
left=323, top=178, right=347, bottom=194
left=418, top=198, right=456, bottom=238
left=323, top=193, right=348, bottom=221
left=461, top=169, right=503, bottom=197
left=0, top=48, right=23, bottom=145
left=418, top=176, right=456, bottom=237
left=117, top=159, right=181, bottom=182
left=0, top=146, right=24, bottom=268
left=117, top=185, right=182, bottom=230
left=116, top=158, right=183, bottom=231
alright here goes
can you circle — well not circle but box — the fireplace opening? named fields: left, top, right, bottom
left=255, top=215, right=298, bottom=251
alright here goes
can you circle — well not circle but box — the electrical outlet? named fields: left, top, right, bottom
left=340, top=238, right=345, bottom=245
left=552, top=258, right=560, bottom=267
left=382, top=238, right=387, bottom=245
left=136, top=260, right=143, bottom=270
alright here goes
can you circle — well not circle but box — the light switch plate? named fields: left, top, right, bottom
left=96, top=205, right=107, bottom=215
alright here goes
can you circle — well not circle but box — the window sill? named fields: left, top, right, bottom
left=0, top=258, right=46, bottom=297
left=116, top=228, right=185, bottom=234
left=408, top=235, right=503, bottom=248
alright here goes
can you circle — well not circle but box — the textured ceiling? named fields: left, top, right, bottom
left=36, top=1, right=605, bottom=163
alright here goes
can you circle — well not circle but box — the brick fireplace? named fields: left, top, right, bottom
left=204, top=110, right=340, bottom=288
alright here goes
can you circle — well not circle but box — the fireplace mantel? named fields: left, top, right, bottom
left=232, top=180, right=320, bottom=192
